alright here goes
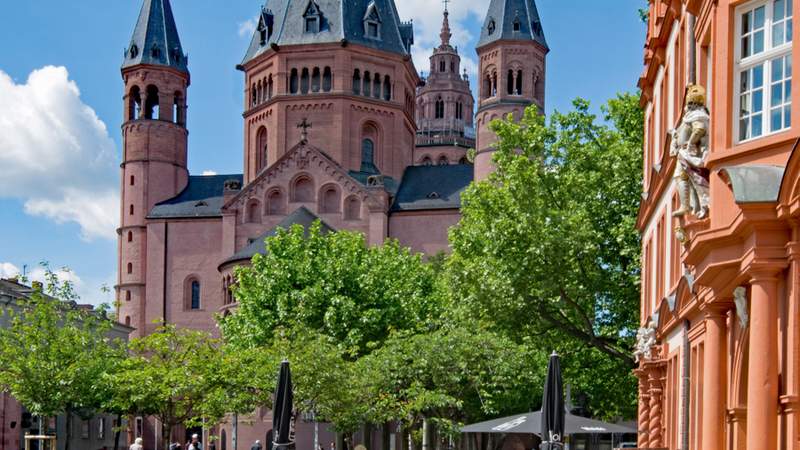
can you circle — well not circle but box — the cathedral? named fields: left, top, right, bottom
left=116, top=0, right=547, bottom=447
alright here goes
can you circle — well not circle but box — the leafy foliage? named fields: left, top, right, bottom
left=0, top=266, right=123, bottom=450
left=448, top=94, right=643, bottom=418
left=221, top=223, right=444, bottom=357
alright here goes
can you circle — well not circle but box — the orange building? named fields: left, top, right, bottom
left=635, top=0, right=798, bottom=449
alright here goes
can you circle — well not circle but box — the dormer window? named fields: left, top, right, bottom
left=487, top=19, right=496, bottom=35
left=513, top=19, right=521, bottom=32
left=129, top=44, right=139, bottom=59
left=532, top=20, right=543, bottom=37
left=303, top=1, right=323, bottom=34
left=363, top=2, right=382, bottom=40
left=151, top=44, right=161, bottom=59
left=258, top=9, right=275, bottom=46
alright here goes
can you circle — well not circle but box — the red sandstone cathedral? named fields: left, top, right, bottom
left=116, top=0, right=547, bottom=447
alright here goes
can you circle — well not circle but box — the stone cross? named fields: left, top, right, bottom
left=442, top=0, right=449, bottom=12
left=297, top=118, right=312, bottom=143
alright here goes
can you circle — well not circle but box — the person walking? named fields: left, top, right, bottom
left=130, top=438, right=144, bottom=450
left=169, top=442, right=182, bottom=450
left=187, top=434, right=203, bottom=450
left=251, top=440, right=263, bottom=450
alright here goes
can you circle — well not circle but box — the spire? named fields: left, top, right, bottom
left=122, top=0, right=188, bottom=73
left=477, top=0, right=548, bottom=51
left=439, top=2, right=452, bottom=47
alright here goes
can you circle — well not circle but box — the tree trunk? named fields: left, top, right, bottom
left=64, top=410, right=72, bottom=450
left=162, top=420, right=172, bottom=450
left=113, top=413, right=122, bottom=450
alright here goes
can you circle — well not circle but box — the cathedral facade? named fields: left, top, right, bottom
left=115, top=0, right=547, bottom=447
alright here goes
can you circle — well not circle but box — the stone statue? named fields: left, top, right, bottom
left=734, top=286, right=749, bottom=329
left=634, top=320, right=658, bottom=363
left=670, top=84, right=710, bottom=219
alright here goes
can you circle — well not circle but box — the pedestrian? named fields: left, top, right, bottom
left=330, top=442, right=336, bottom=450
left=169, top=442, right=182, bottom=450
left=130, top=438, right=144, bottom=450
left=251, top=440, right=263, bottom=450
left=187, top=434, right=203, bottom=450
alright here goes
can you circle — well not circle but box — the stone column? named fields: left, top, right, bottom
left=635, top=369, right=650, bottom=448
left=648, top=364, right=665, bottom=448
left=701, top=305, right=728, bottom=450
left=746, top=270, right=780, bottom=450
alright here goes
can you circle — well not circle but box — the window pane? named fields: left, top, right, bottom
left=774, top=24, right=785, bottom=46
left=775, top=0, right=786, bottom=21
left=786, top=81, right=792, bottom=99
left=772, top=84, right=783, bottom=104
left=753, top=113, right=763, bottom=136
left=755, top=6, right=765, bottom=28
left=772, top=107, right=783, bottom=130
left=740, top=92, right=750, bottom=116
left=785, top=106, right=792, bottom=128
left=753, top=65, right=764, bottom=87
left=742, top=36, right=751, bottom=58
left=754, top=89, right=763, bottom=112
left=743, top=11, right=751, bottom=34
left=773, top=57, right=784, bottom=81
left=740, top=119, right=750, bottom=141
left=754, top=30, right=765, bottom=53
left=788, top=19, right=794, bottom=43
left=741, top=70, right=750, bottom=91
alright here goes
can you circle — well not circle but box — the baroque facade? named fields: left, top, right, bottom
left=115, top=0, right=547, bottom=448
left=636, top=1, right=797, bottom=449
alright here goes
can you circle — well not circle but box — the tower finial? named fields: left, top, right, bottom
left=439, top=0, right=452, bottom=47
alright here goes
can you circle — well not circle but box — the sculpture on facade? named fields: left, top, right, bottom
left=634, top=320, right=659, bottom=363
left=734, top=286, right=749, bottom=329
left=670, top=84, right=710, bottom=219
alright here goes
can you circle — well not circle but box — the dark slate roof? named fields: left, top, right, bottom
left=477, top=0, right=548, bottom=50
left=149, top=174, right=243, bottom=219
left=223, top=207, right=335, bottom=265
left=241, top=0, right=413, bottom=66
left=122, top=0, right=188, bottom=73
left=391, top=164, right=473, bottom=212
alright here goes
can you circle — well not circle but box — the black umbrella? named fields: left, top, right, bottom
left=273, top=360, right=294, bottom=450
left=540, top=352, right=565, bottom=450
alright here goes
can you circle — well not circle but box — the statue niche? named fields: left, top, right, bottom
left=670, top=84, right=710, bottom=219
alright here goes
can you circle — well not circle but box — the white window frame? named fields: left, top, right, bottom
left=734, top=0, right=793, bottom=143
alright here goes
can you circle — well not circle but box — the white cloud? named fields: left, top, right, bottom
left=238, top=17, right=258, bottom=38
left=0, top=263, right=21, bottom=279
left=0, top=66, right=119, bottom=241
left=202, top=170, right=218, bottom=176
left=395, top=0, right=485, bottom=83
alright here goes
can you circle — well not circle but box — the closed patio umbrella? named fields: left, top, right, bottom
left=273, top=360, right=294, bottom=450
left=540, top=352, right=565, bottom=450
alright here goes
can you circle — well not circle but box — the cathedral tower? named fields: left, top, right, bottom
left=474, top=0, right=547, bottom=180
left=238, top=0, right=420, bottom=184
left=414, top=5, right=475, bottom=166
left=117, top=0, right=190, bottom=337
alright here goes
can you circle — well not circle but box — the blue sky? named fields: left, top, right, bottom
left=0, top=0, right=646, bottom=305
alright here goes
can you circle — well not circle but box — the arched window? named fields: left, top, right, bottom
left=435, top=97, right=444, bottom=119
left=516, top=70, right=523, bottom=95
left=246, top=200, right=261, bottom=223
left=190, top=280, right=201, bottom=310
left=257, top=81, right=263, bottom=104
left=455, top=102, right=463, bottom=120
left=492, top=72, right=498, bottom=96
left=125, top=290, right=131, bottom=302
left=144, top=85, right=160, bottom=120
left=266, top=189, right=286, bottom=215
left=251, top=83, right=257, bottom=106
left=311, top=67, right=321, bottom=92
left=127, top=231, right=133, bottom=242
left=125, top=316, right=131, bottom=327
left=127, top=263, right=133, bottom=274
left=513, top=19, right=521, bottom=32
left=319, top=185, right=341, bottom=213
left=421, top=156, right=433, bottom=166
left=221, top=430, right=227, bottom=450
left=373, top=73, right=381, bottom=99
left=267, top=75, right=274, bottom=99
left=363, top=72, right=372, bottom=97
left=130, top=175, right=135, bottom=186
left=289, top=69, right=299, bottom=94
left=256, top=126, right=268, bottom=172
left=352, top=69, right=362, bottom=95
left=483, top=75, right=491, bottom=100
left=292, top=176, right=314, bottom=203
left=438, top=156, right=449, bottom=165
left=383, top=75, right=391, bottom=101
left=300, top=68, right=310, bottom=94
left=128, top=86, right=142, bottom=121
left=361, top=138, right=376, bottom=172
left=506, top=70, right=514, bottom=95
left=450, top=61, right=455, bottom=72
left=173, top=92, right=185, bottom=125
left=130, top=204, right=134, bottom=215
left=440, top=60, right=446, bottom=72
left=344, top=196, right=361, bottom=220
left=323, top=67, right=332, bottom=92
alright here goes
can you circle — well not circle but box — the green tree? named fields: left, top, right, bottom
left=448, top=94, right=643, bottom=418
left=0, top=267, right=124, bottom=450
left=220, top=223, right=444, bottom=357
left=107, top=324, right=274, bottom=450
